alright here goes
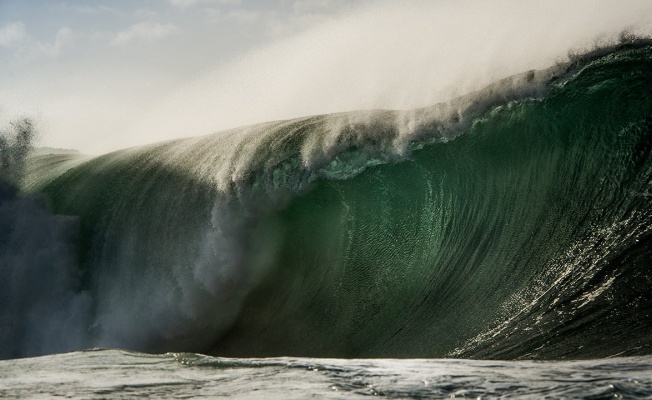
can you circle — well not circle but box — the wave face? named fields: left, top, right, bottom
left=18, top=43, right=652, bottom=360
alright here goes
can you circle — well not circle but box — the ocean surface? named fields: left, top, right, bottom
left=2, top=350, right=652, bottom=399
left=1, top=41, right=651, bottom=397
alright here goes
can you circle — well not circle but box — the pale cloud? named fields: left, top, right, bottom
left=204, top=3, right=335, bottom=37
left=204, top=8, right=222, bottom=20
left=168, top=0, right=197, bottom=8
left=111, top=22, right=180, bottom=46
left=292, top=0, right=345, bottom=13
left=266, top=12, right=330, bottom=37
left=73, top=5, right=120, bottom=15
left=0, top=22, right=26, bottom=47
left=204, top=8, right=264, bottom=25
left=35, top=27, right=73, bottom=56
left=168, top=0, right=241, bottom=8
left=135, top=8, right=159, bottom=19
left=225, top=9, right=262, bottom=24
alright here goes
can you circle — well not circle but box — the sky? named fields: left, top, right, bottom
left=1, top=0, right=651, bottom=154
left=0, top=0, right=352, bottom=152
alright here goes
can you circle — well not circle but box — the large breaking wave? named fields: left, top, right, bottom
left=4, top=41, right=652, bottom=360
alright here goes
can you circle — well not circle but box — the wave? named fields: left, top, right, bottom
left=5, top=41, right=652, bottom=360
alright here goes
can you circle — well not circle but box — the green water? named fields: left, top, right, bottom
left=23, top=44, right=652, bottom=360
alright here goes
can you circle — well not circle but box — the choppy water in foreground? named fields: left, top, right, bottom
left=1, top=350, right=652, bottom=399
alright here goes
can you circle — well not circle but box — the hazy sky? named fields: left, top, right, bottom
left=0, top=0, right=352, bottom=152
left=1, top=0, right=651, bottom=154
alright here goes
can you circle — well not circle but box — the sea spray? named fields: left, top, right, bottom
left=0, top=119, right=91, bottom=359
left=0, top=118, right=34, bottom=187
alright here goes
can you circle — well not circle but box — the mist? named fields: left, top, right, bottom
left=123, top=0, right=652, bottom=152
left=3, top=0, right=652, bottom=154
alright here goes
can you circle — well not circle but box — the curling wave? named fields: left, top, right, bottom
left=12, top=41, right=652, bottom=360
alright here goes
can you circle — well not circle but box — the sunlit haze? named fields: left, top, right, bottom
left=1, top=0, right=651, bottom=154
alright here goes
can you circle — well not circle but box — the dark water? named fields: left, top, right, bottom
left=0, top=43, right=651, bottom=400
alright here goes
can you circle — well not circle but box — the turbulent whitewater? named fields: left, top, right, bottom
left=2, top=41, right=652, bottom=361
left=3, top=350, right=652, bottom=399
